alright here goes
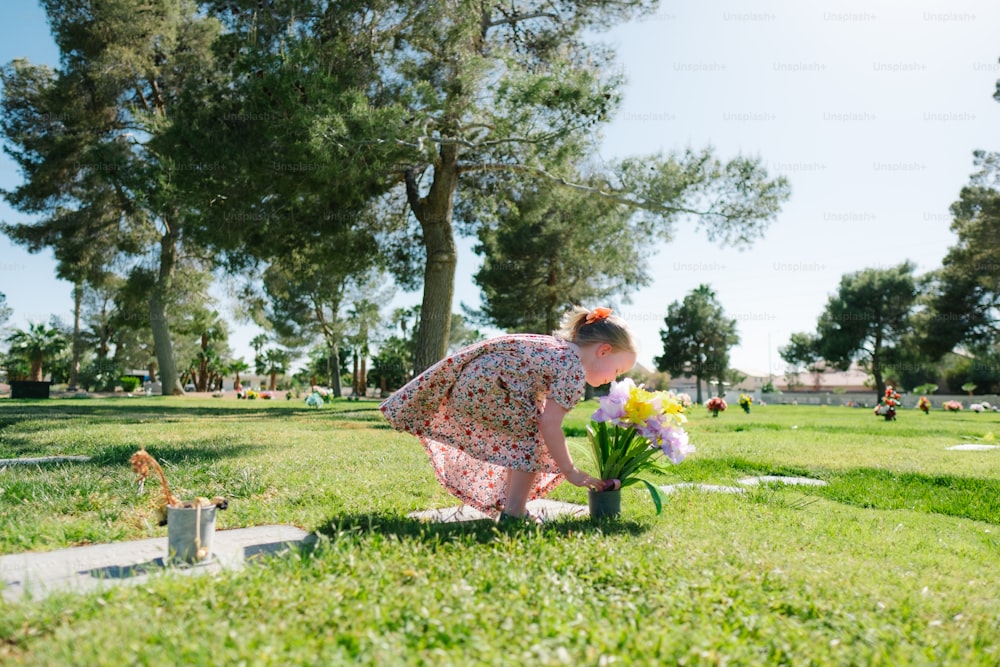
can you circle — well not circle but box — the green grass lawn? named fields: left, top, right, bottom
left=2, top=396, right=1000, bottom=665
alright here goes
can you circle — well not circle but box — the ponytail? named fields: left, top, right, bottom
left=554, top=306, right=637, bottom=353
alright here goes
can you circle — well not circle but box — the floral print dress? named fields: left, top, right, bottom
left=380, top=334, right=586, bottom=515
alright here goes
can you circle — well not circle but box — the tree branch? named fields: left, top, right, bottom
left=403, top=166, right=425, bottom=220
left=486, top=11, right=561, bottom=29
left=455, top=161, right=719, bottom=218
left=533, top=165, right=716, bottom=218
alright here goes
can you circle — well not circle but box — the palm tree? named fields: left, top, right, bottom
left=347, top=299, right=383, bottom=398
left=191, top=311, right=229, bottom=391
left=229, top=358, right=250, bottom=392
left=5, top=322, right=68, bottom=382
left=262, top=349, right=290, bottom=391
left=251, top=333, right=270, bottom=379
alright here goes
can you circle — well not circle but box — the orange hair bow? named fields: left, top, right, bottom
left=585, top=307, right=613, bottom=324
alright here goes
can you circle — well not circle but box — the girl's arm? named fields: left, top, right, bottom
left=537, top=398, right=602, bottom=490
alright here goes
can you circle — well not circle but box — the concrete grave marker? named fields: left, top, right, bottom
left=737, top=475, right=828, bottom=487
left=946, top=444, right=1000, bottom=451
left=659, top=483, right=747, bottom=495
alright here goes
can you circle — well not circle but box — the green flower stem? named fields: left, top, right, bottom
left=586, top=421, right=670, bottom=514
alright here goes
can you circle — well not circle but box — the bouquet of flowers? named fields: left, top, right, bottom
left=738, top=393, right=753, bottom=414
left=311, top=386, right=333, bottom=403
left=586, top=378, right=693, bottom=513
left=943, top=400, right=963, bottom=412
left=706, top=396, right=727, bottom=417
left=917, top=396, right=931, bottom=414
left=874, top=386, right=900, bottom=420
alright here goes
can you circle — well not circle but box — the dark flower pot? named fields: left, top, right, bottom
left=588, top=488, right=622, bottom=519
left=10, top=380, right=51, bottom=399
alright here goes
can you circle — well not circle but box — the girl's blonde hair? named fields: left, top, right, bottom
left=554, top=306, right=637, bottom=353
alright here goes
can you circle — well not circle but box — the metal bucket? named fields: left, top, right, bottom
left=167, top=504, right=216, bottom=563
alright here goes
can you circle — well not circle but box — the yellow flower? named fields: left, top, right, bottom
left=623, top=385, right=657, bottom=425
left=657, top=393, right=687, bottom=425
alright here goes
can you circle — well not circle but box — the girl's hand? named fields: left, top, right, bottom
left=564, top=467, right=604, bottom=491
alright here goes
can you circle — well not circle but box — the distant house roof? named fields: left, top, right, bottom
left=777, top=365, right=870, bottom=392
left=640, top=364, right=872, bottom=395
left=714, top=364, right=872, bottom=393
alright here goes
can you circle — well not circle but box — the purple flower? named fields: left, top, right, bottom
left=591, top=378, right=634, bottom=423
left=659, top=427, right=693, bottom=464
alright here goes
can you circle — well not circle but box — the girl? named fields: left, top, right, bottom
left=380, top=306, right=638, bottom=522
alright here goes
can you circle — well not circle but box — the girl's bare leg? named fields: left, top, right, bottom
left=503, top=469, right=538, bottom=517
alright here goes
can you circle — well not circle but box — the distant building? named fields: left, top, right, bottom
left=629, top=363, right=875, bottom=399
left=776, top=364, right=871, bottom=393
left=729, top=368, right=770, bottom=393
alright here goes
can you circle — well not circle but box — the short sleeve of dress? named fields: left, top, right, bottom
left=546, top=344, right=585, bottom=411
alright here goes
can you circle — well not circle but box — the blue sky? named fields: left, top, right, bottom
left=2, top=0, right=1000, bottom=377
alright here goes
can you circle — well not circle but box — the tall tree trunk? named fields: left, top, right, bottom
left=695, top=375, right=703, bottom=405
left=407, top=144, right=460, bottom=374
left=330, top=343, right=342, bottom=398
left=352, top=350, right=359, bottom=395
left=314, top=302, right=343, bottom=398
left=359, top=353, right=367, bottom=397
left=68, top=281, right=83, bottom=390
left=872, top=356, right=885, bottom=403
left=198, top=332, right=209, bottom=391
left=151, top=224, right=184, bottom=396
left=872, top=332, right=885, bottom=402
left=545, top=271, right=559, bottom=334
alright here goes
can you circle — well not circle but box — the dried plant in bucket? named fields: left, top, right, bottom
left=130, top=448, right=228, bottom=562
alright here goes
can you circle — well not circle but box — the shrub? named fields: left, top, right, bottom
left=119, top=376, right=141, bottom=392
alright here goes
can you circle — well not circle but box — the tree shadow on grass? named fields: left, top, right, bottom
left=0, top=400, right=384, bottom=424
left=312, top=511, right=649, bottom=546
left=682, top=456, right=816, bottom=482
left=686, top=456, right=1000, bottom=525
left=815, top=467, right=1000, bottom=525
left=0, top=439, right=266, bottom=465
left=87, top=442, right=266, bottom=466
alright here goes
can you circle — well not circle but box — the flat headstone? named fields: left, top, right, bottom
left=659, top=483, right=747, bottom=495
left=946, top=444, right=1000, bottom=451
left=737, top=475, right=829, bottom=487
left=1, top=524, right=312, bottom=602
left=408, top=505, right=492, bottom=523
left=527, top=499, right=589, bottom=520
left=408, top=498, right=588, bottom=524
left=0, top=455, right=92, bottom=467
